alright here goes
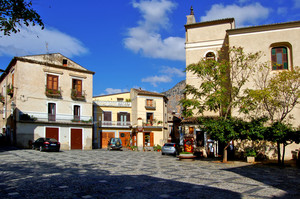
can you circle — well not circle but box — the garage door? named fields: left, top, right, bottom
left=102, top=132, right=114, bottom=148
left=71, top=128, right=82, bottom=149
left=46, top=127, right=59, bottom=141
left=119, top=132, right=130, bottom=148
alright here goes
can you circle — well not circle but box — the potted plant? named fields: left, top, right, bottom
left=7, top=84, right=14, bottom=97
left=245, top=148, right=256, bottom=163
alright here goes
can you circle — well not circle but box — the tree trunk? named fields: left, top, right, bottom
left=281, top=144, right=286, bottom=167
left=277, top=141, right=281, bottom=165
left=223, top=148, right=228, bottom=163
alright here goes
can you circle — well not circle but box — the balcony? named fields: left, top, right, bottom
left=19, top=111, right=92, bottom=124
left=45, top=87, right=62, bottom=98
left=7, top=84, right=14, bottom=97
left=94, top=101, right=131, bottom=107
left=100, top=121, right=131, bottom=128
left=145, top=100, right=156, bottom=110
left=71, top=89, right=86, bottom=101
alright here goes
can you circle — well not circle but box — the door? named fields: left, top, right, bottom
left=101, top=132, right=114, bottom=148
left=119, top=132, right=130, bottom=148
left=71, top=128, right=82, bottom=149
left=46, top=127, right=59, bottom=141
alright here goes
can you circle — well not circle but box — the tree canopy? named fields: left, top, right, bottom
left=0, top=0, right=44, bottom=35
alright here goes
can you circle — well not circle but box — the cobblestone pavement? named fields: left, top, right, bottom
left=0, top=147, right=299, bottom=199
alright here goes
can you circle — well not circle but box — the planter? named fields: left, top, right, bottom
left=247, top=156, right=255, bottom=163
left=178, top=153, right=196, bottom=162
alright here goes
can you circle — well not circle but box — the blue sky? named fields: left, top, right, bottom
left=0, top=0, right=300, bottom=96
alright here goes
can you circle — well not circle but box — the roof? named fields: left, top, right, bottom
left=132, top=88, right=167, bottom=98
left=93, top=91, right=130, bottom=98
left=185, top=18, right=235, bottom=29
left=227, top=20, right=300, bottom=35
left=1, top=53, right=95, bottom=82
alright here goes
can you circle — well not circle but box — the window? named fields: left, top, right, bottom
left=271, top=47, right=288, bottom=70
left=48, top=103, right=56, bottom=121
left=117, top=112, right=130, bottom=126
left=103, top=111, right=111, bottom=125
left=47, top=75, right=59, bottom=92
left=146, top=99, right=153, bottom=107
left=205, top=52, right=216, bottom=60
left=146, top=112, right=153, bottom=125
left=143, top=132, right=153, bottom=147
left=72, top=79, right=82, bottom=96
left=63, top=59, right=68, bottom=66
left=74, top=105, right=80, bottom=121
left=117, top=98, right=124, bottom=101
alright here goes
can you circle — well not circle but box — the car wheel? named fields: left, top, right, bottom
left=39, top=146, right=43, bottom=152
left=162, top=152, right=165, bottom=155
left=32, top=145, right=35, bottom=150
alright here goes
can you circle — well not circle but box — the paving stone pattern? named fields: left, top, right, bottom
left=0, top=147, right=299, bottom=199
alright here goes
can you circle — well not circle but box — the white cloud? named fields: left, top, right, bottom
left=141, top=75, right=172, bottom=87
left=277, top=7, right=288, bottom=15
left=0, top=25, right=88, bottom=58
left=201, top=3, right=270, bottom=27
left=160, top=66, right=185, bottom=77
left=104, top=88, right=129, bottom=95
left=124, top=0, right=185, bottom=61
left=294, top=0, right=300, bottom=8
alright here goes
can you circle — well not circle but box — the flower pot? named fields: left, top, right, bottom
left=247, top=156, right=255, bottom=163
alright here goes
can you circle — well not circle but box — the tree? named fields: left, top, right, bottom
left=181, top=46, right=262, bottom=162
left=246, top=66, right=300, bottom=165
left=0, top=0, right=44, bottom=35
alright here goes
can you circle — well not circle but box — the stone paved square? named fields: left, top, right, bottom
left=0, top=147, right=299, bottom=199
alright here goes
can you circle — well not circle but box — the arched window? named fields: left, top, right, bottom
left=205, top=52, right=216, bottom=60
left=271, top=46, right=288, bottom=70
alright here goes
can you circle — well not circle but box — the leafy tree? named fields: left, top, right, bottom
left=265, top=122, right=300, bottom=166
left=0, top=0, right=44, bottom=35
left=181, top=46, right=262, bottom=162
left=245, top=66, right=300, bottom=165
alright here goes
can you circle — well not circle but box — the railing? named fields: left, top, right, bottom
left=100, top=121, right=131, bottom=127
left=71, top=89, right=86, bottom=101
left=94, top=101, right=131, bottom=107
left=45, top=87, right=62, bottom=98
left=19, top=111, right=92, bottom=124
left=145, top=100, right=156, bottom=110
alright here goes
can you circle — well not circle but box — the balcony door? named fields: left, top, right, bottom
left=118, top=112, right=130, bottom=126
left=48, top=103, right=56, bottom=121
left=103, top=111, right=112, bottom=126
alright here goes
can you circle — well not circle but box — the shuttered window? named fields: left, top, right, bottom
left=103, top=111, right=111, bottom=121
left=47, top=75, right=59, bottom=90
left=74, top=105, right=80, bottom=121
left=72, top=79, right=82, bottom=96
left=271, top=47, right=288, bottom=70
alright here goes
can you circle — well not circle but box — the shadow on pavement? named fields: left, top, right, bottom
left=223, top=165, right=300, bottom=199
left=0, top=155, right=242, bottom=199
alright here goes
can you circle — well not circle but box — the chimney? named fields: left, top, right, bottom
left=186, top=6, right=196, bottom=25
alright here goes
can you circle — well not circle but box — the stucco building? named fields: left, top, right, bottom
left=0, top=53, right=94, bottom=150
left=93, top=88, right=169, bottom=150
left=183, top=8, right=300, bottom=159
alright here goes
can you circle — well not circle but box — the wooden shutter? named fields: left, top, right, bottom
left=76, top=80, right=82, bottom=95
left=271, top=48, right=277, bottom=70
left=47, top=75, right=58, bottom=90
left=143, top=132, right=145, bottom=147
left=47, top=75, right=53, bottom=89
left=117, top=112, right=121, bottom=121
left=150, top=132, right=154, bottom=147
left=127, top=113, right=130, bottom=121
left=104, top=111, right=111, bottom=121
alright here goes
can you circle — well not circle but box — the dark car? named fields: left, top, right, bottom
left=107, top=138, right=122, bottom=150
left=161, top=143, right=177, bottom=156
left=32, top=138, right=60, bottom=152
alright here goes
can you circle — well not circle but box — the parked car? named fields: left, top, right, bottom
left=162, top=143, right=178, bottom=156
left=107, top=138, right=122, bottom=150
left=32, top=138, right=60, bottom=152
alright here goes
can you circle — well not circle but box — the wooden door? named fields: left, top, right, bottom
left=119, top=132, right=130, bottom=148
left=102, top=132, right=114, bottom=148
left=71, top=129, right=82, bottom=149
left=46, top=127, right=59, bottom=141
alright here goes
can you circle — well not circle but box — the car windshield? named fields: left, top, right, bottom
left=164, top=143, right=175, bottom=147
left=46, top=138, right=58, bottom=142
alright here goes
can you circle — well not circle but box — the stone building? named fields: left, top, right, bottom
left=0, top=53, right=94, bottom=150
left=183, top=8, right=300, bottom=159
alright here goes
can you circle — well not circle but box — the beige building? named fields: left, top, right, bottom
left=93, top=88, right=169, bottom=150
left=184, top=8, right=300, bottom=159
left=0, top=53, right=94, bottom=150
